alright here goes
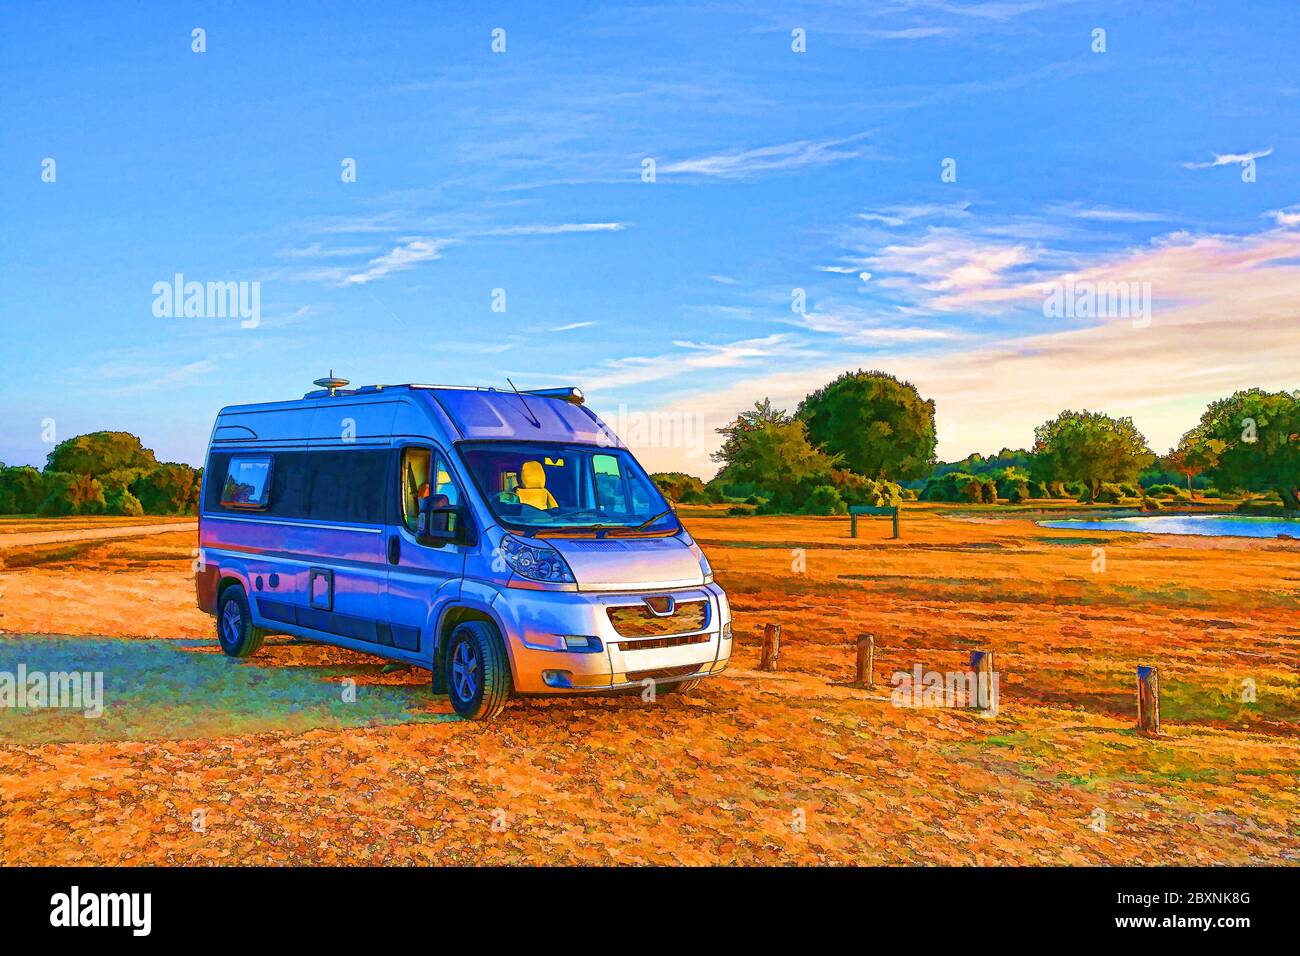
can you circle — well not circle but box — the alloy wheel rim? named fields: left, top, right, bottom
left=221, top=601, right=241, bottom=645
left=451, top=640, right=479, bottom=702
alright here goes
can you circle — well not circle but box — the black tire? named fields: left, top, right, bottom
left=656, top=677, right=704, bottom=697
left=216, top=585, right=266, bottom=659
left=444, top=620, right=511, bottom=720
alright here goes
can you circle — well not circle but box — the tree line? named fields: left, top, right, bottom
left=0, top=432, right=201, bottom=517
left=652, top=372, right=1300, bottom=515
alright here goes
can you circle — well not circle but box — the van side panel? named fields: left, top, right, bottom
left=200, top=404, right=397, bottom=654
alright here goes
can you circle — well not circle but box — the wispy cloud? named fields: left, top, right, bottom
left=860, top=26, right=953, bottom=39
left=344, top=238, right=454, bottom=286
left=482, top=222, right=628, bottom=236
left=278, top=242, right=381, bottom=259
left=1047, top=202, right=1174, bottom=223
left=868, top=229, right=1037, bottom=309
left=549, top=321, right=596, bottom=332
left=659, top=134, right=874, bottom=179
left=1182, top=146, right=1273, bottom=170
left=858, top=202, right=971, bottom=226
left=579, top=333, right=801, bottom=391
left=1266, top=205, right=1300, bottom=227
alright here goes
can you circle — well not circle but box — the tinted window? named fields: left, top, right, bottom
left=305, top=450, right=388, bottom=524
left=206, top=449, right=386, bottom=522
left=220, top=456, right=272, bottom=509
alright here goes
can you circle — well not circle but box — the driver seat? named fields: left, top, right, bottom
left=516, top=460, right=558, bottom=510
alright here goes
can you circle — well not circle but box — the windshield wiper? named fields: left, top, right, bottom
left=610, top=508, right=674, bottom=534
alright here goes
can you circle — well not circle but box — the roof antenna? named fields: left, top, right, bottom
left=313, top=369, right=350, bottom=397
left=506, top=377, right=543, bottom=428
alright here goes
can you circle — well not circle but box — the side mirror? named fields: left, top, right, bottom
left=419, top=495, right=465, bottom=545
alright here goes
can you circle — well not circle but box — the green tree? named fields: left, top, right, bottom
left=1031, top=410, right=1155, bottom=501
left=796, top=370, right=937, bottom=481
left=46, top=431, right=157, bottom=477
left=0, top=465, right=49, bottom=514
left=1196, top=389, right=1300, bottom=510
left=38, top=473, right=106, bottom=516
left=131, top=462, right=202, bottom=514
left=1161, top=426, right=1224, bottom=499
left=712, top=401, right=841, bottom=512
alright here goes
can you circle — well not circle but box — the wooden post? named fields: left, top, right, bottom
left=1137, top=665, right=1161, bottom=734
left=759, top=624, right=781, bottom=671
left=970, top=650, right=995, bottom=711
left=854, top=634, right=876, bottom=688
left=892, top=507, right=900, bottom=539
left=851, top=512, right=858, bottom=538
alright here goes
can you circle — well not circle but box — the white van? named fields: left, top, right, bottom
left=196, top=378, right=732, bottom=719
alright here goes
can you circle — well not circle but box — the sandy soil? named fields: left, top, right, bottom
left=1, top=506, right=1297, bottom=865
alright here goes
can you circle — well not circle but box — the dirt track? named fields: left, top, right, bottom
left=0, top=522, right=197, bottom=550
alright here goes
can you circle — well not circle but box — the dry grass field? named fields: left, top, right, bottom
left=1, top=506, right=1298, bottom=865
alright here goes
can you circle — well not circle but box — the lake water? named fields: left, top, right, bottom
left=1037, top=513, right=1300, bottom=539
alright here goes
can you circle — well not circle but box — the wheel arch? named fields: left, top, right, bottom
left=434, top=604, right=513, bottom=681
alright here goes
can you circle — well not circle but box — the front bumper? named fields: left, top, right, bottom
left=492, top=582, right=732, bottom=695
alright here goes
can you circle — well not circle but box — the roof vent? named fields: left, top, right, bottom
left=313, top=371, right=350, bottom=397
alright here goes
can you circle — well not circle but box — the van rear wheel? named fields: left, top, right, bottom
left=445, top=621, right=511, bottom=720
left=216, top=585, right=266, bottom=659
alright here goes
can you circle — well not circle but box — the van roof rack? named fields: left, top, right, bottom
left=302, top=380, right=585, bottom=404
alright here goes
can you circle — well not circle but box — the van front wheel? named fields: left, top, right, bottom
left=216, top=585, right=266, bottom=659
left=445, top=621, right=511, bottom=720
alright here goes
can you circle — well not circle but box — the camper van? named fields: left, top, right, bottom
left=195, top=377, right=732, bottom=719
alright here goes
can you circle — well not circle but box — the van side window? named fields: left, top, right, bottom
left=592, top=454, right=630, bottom=515
left=221, top=456, right=273, bottom=509
left=306, top=450, right=388, bottom=524
left=401, top=448, right=461, bottom=535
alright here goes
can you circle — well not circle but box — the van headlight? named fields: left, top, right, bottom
left=499, top=534, right=575, bottom=584
left=689, top=541, right=714, bottom=584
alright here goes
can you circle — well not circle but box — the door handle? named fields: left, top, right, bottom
left=388, top=535, right=401, bottom=565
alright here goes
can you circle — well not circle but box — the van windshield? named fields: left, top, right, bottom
left=458, top=442, right=679, bottom=536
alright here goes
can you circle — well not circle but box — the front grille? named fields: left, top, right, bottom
left=625, top=664, right=703, bottom=683
left=606, top=599, right=708, bottom=637
left=616, top=633, right=711, bottom=653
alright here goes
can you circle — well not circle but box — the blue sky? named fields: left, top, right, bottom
left=3, top=0, right=1299, bottom=476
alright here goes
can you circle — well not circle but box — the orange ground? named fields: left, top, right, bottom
left=1, top=506, right=1297, bottom=865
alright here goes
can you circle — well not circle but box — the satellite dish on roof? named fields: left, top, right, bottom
left=313, top=370, right=350, bottom=396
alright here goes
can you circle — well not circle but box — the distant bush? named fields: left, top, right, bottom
left=105, top=488, right=145, bottom=517
left=830, top=469, right=901, bottom=508
left=1005, top=482, right=1028, bottom=504
left=1141, top=496, right=1163, bottom=512
left=1201, top=488, right=1222, bottom=499
left=131, top=463, right=201, bottom=515
left=901, top=487, right=918, bottom=500
left=1146, top=483, right=1181, bottom=497
left=802, top=485, right=847, bottom=516
left=38, top=473, right=106, bottom=516
left=1119, top=482, right=1141, bottom=498
left=921, top=471, right=985, bottom=502
left=0, top=465, right=48, bottom=514
left=980, top=479, right=997, bottom=503
left=1082, top=482, right=1125, bottom=504
left=651, top=472, right=709, bottom=504
left=1173, top=489, right=1193, bottom=503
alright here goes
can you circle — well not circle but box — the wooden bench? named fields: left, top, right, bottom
left=850, top=504, right=900, bottom=539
